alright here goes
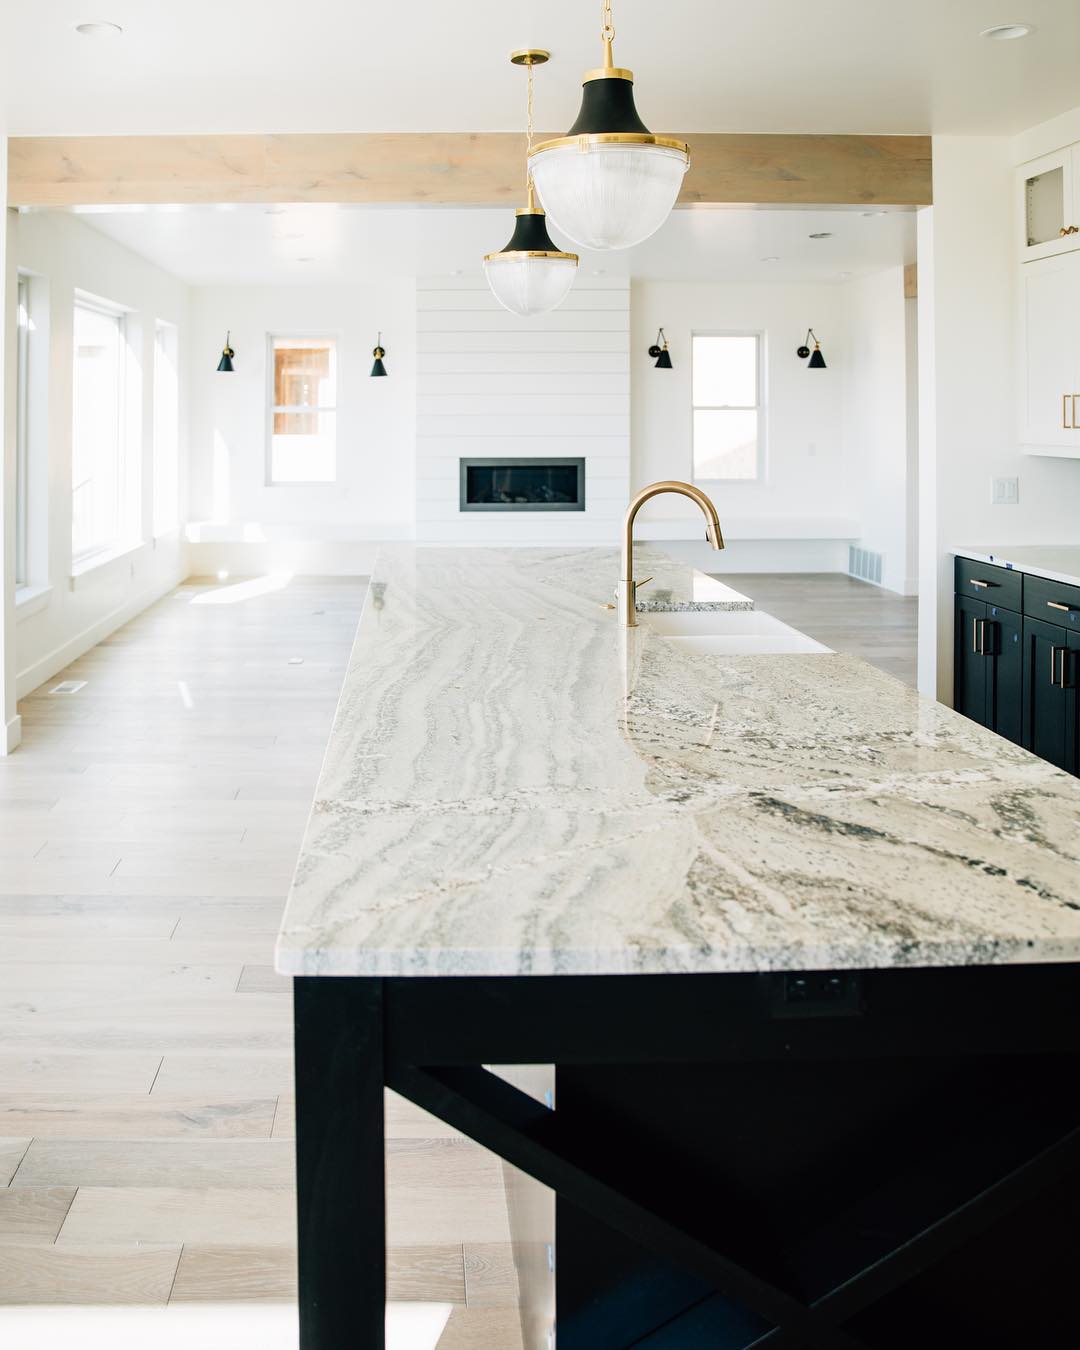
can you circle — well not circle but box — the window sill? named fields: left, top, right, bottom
left=15, top=584, right=54, bottom=622
left=70, top=539, right=144, bottom=588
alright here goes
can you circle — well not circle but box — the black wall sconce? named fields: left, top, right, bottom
left=796, top=329, right=826, bottom=369
left=371, top=333, right=388, bottom=378
left=217, top=332, right=235, bottom=372
left=647, top=327, right=673, bottom=369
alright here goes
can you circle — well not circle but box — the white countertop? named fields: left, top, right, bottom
left=953, top=545, right=1080, bottom=588
left=275, top=545, right=1080, bottom=979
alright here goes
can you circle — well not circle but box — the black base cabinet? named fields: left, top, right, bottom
left=954, top=557, right=1079, bottom=776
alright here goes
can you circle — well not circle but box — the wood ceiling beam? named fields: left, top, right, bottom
left=7, top=132, right=932, bottom=209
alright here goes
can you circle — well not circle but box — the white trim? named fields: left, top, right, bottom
left=70, top=538, right=144, bottom=586
left=3, top=716, right=23, bottom=757
left=15, top=584, right=54, bottom=622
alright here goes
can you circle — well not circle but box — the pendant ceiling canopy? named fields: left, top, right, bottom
left=483, top=49, right=579, bottom=318
left=527, top=1, right=689, bottom=252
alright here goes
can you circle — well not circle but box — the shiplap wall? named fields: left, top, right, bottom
left=416, top=276, right=630, bottom=543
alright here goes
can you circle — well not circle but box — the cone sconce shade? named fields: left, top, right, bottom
left=648, top=328, right=672, bottom=368
left=797, top=329, right=827, bottom=369
left=217, top=333, right=235, bottom=372
left=527, top=5, right=689, bottom=251
left=484, top=49, right=579, bottom=318
left=371, top=334, right=388, bottom=377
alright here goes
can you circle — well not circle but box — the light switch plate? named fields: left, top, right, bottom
left=992, top=476, right=1019, bottom=505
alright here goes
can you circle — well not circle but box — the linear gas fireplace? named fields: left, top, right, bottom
left=459, top=457, right=586, bottom=512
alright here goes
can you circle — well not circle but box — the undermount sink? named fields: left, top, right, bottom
left=643, top=608, right=833, bottom=655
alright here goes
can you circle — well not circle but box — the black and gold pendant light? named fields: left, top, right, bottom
left=527, top=0, right=689, bottom=251
left=483, top=49, right=578, bottom=317
left=217, top=332, right=235, bottom=372
left=648, top=328, right=672, bottom=369
left=371, top=333, right=388, bottom=378
left=797, top=329, right=827, bottom=369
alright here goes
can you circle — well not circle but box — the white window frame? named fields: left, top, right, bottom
left=71, top=292, right=136, bottom=567
left=153, top=318, right=181, bottom=538
left=15, top=274, right=30, bottom=588
left=266, top=333, right=339, bottom=486
left=691, top=330, right=767, bottom=484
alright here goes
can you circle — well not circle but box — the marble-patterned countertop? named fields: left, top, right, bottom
left=953, top=545, right=1080, bottom=589
left=275, top=545, right=1080, bottom=978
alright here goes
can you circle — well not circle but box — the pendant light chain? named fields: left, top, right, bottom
left=601, top=0, right=616, bottom=63
left=525, top=59, right=535, bottom=198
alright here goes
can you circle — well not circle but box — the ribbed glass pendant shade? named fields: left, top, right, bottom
left=528, top=65, right=688, bottom=252
left=484, top=208, right=578, bottom=317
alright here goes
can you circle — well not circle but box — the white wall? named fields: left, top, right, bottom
left=10, top=212, right=191, bottom=699
left=840, top=266, right=915, bottom=595
left=918, top=135, right=1080, bottom=700
left=415, top=275, right=629, bottom=545
left=1, top=128, right=18, bottom=752
left=631, top=278, right=910, bottom=575
left=188, top=282, right=415, bottom=575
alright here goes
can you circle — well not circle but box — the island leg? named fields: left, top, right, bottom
left=294, top=976, right=385, bottom=1350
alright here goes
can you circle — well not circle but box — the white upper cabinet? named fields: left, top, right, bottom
left=1018, top=250, right=1080, bottom=455
left=1018, top=147, right=1080, bottom=262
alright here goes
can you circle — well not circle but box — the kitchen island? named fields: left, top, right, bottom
left=277, top=545, right=1080, bottom=1349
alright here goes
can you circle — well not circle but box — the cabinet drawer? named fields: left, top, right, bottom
left=953, top=557, right=1023, bottom=611
left=1023, top=573, right=1080, bottom=631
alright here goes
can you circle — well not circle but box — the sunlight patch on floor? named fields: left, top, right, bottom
left=189, top=572, right=295, bottom=605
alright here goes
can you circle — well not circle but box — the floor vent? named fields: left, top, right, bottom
left=848, top=546, right=884, bottom=587
left=50, top=680, right=87, bottom=695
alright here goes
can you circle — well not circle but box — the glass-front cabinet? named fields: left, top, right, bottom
left=1019, top=146, right=1080, bottom=262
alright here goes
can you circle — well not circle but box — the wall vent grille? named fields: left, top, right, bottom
left=50, top=680, right=87, bottom=695
left=848, top=546, right=884, bottom=587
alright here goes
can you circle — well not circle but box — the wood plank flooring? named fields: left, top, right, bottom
left=716, top=572, right=919, bottom=687
left=0, top=576, right=521, bottom=1347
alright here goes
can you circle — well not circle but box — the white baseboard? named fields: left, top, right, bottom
left=187, top=540, right=387, bottom=577
left=15, top=569, right=187, bottom=701
left=2, top=715, right=21, bottom=756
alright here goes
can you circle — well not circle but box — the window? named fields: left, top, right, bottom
left=153, top=320, right=180, bottom=535
left=15, top=276, right=30, bottom=587
left=72, top=298, right=133, bottom=561
left=268, top=336, right=337, bottom=483
left=692, top=333, right=763, bottom=481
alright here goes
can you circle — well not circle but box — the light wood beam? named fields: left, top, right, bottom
left=7, top=132, right=932, bottom=208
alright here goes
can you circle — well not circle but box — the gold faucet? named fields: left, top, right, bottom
left=618, top=480, right=724, bottom=627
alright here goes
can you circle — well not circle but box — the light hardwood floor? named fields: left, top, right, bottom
left=717, top=572, right=919, bottom=687
left=0, top=576, right=522, bottom=1349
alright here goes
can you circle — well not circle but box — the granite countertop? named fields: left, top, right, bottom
left=275, top=544, right=1080, bottom=978
left=953, top=545, right=1080, bottom=589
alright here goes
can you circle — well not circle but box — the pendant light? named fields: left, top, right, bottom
left=217, top=332, right=235, bottom=372
left=797, top=329, right=827, bottom=369
left=484, top=49, right=578, bottom=318
left=527, top=0, right=689, bottom=251
left=371, top=333, right=388, bottom=377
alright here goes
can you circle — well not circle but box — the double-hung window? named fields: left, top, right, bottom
left=692, top=333, right=764, bottom=482
left=268, top=336, right=337, bottom=483
left=72, top=297, right=132, bottom=561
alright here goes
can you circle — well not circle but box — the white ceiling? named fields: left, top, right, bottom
left=4, top=1, right=1079, bottom=138
left=73, top=204, right=916, bottom=287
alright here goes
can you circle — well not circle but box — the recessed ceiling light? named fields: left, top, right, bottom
left=264, top=207, right=286, bottom=216
left=980, top=23, right=1034, bottom=40
left=809, top=232, right=833, bottom=240
left=860, top=210, right=886, bottom=217
left=761, top=255, right=780, bottom=262
left=75, top=21, right=123, bottom=36
left=838, top=271, right=852, bottom=279
left=295, top=256, right=315, bottom=263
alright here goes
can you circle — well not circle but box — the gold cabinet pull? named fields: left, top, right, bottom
left=1047, top=600, right=1077, bottom=612
left=1049, top=645, right=1073, bottom=688
left=972, top=616, right=980, bottom=654
left=969, top=579, right=990, bottom=589
left=1065, top=394, right=1071, bottom=429
left=1073, top=394, right=1079, bottom=429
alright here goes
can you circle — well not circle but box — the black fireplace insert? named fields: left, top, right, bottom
left=459, top=458, right=586, bottom=512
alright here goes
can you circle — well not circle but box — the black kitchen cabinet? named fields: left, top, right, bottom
left=953, top=593, right=1023, bottom=746
left=1022, top=616, right=1079, bottom=774
left=954, top=557, right=1079, bottom=773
